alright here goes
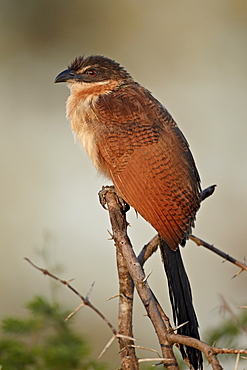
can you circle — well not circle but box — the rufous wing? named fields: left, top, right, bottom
left=96, top=85, right=201, bottom=250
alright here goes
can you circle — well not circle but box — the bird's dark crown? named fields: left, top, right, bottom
left=55, top=55, right=133, bottom=85
left=68, top=55, right=132, bottom=81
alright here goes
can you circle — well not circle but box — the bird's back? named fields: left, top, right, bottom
left=92, top=84, right=201, bottom=250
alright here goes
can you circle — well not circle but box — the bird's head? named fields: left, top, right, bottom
left=55, top=55, right=132, bottom=93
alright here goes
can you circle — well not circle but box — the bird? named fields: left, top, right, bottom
left=55, top=55, right=203, bottom=369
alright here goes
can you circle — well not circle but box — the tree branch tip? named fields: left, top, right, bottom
left=98, top=333, right=139, bottom=360
left=172, top=321, right=189, bottom=332
left=106, top=293, right=121, bottom=301
left=86, top=281, right=95, bottom=299
left=65, top=278, right=75, bottom=285
left=24, top=257, right=49, bottom=275
left=116, top=333, right=140, bottom=342
left=234, top=352, right=240, bottom=369
left=142, top=270, right=153, bottom=282
left=107, top=229, right=114, bottom=240
left=212, top=347, right=247, bottom=355
left=130, top=344, right=161, bottom=356
left=231, top=268, right=244, bottom=279
left=65, top=302, right=85, bottom=321
left=222, top=254, right=230, bottom=263
left=98, top=335, right=116, bottom=359
left=137, top=357, right=171, bottom=364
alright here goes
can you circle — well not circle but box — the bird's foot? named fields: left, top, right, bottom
left=98, top=185, right=130, bottom=214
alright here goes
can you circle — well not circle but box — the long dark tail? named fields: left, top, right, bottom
left=160, top=238, right=203, bottom=369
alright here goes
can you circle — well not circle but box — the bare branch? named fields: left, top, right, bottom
left=25, top=257, right=139, bottom=363
left=138, top=234, right=160, bottom=266
left=65, top=302, right=85, bottom=321
left=138, top=233, right=247, bottom=276
left=189, top=235, right=247, bottom=273
left=137, top=357, right=174, bottom=364
left=167, top=333, right=223, bottom=369
left=102, top=189, right=179, bottom=369
left=116, top=243, right=139, bottom=369
left=234, top=353, right=240, bottom=370
left=24, top=257, right=117, bottom=337
left=98, top=335, right=116, bottom=359
left=86, top=281, right=95, bottom=300
left=130, top=344, right=161, bottom=356
left=167, top=333, right=247, bottom=369
left=213, top=348, right=247, bottom=355
left=98, top=333, right=139, bottom=360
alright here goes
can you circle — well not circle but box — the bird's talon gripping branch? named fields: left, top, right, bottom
left=118, top=197, right=130, bottom=214
left=98, top=186, right=130, bottom=214
left=98, top=186, right=115, bottom=209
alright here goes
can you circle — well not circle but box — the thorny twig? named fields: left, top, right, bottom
left=24, top=257, right=139, bottom=360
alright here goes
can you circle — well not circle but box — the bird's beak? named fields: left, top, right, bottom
left=55, top=68, right=78, bottom=83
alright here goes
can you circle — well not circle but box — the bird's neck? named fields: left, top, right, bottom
left=66, top=81, right=120, bottom=177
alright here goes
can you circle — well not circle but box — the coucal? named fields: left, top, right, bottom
left=55, top=55, right=203, bottom=369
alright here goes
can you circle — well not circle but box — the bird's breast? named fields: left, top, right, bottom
left=66, top=90, right=110, bottom=177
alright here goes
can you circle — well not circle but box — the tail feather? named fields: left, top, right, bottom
left=160, top=238, right=203, bottom=369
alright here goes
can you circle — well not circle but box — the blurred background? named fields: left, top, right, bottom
left=0, top=0, right=246, bottom=368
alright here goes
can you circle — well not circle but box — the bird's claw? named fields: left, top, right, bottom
left=98, top=186, right=130, bottom=214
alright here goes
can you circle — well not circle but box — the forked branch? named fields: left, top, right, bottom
left=25, top=184, right=246, bottom=369
left=100, top=186, right=246, bottom=369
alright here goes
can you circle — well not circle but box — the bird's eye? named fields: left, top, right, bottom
left=86, top=69, right=98, bottom=77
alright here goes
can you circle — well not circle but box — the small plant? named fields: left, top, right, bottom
left=205, top=297, right=247, bottom=366
left=0, top=295, right=107, bottom=370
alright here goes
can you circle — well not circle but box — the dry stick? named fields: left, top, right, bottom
left=189, top=235, right=247, bottom=274
left=24, top=258, right=117, bottom=333
left=101, top=189, right=172, bottom=369
left=100, top=186, right=138, bottom=369
left=138, top=234, right=160, bottom=266
left=116, top=245, right=139, bottom=369
left=167, top=334, right=223, bottom=370
left=138, top=233, right=247, bottom=276
left=168, top=334, right=247, bottom=366
left=24, top=257, right=137, bottom=359
left=138, top=235, right=173, bottom=333
left=213, top=348, right=247, bottom=356
left=103, top=189, right=179, bottom=369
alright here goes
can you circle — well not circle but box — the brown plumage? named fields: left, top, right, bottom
left=55, top=55, right=203, bottom=369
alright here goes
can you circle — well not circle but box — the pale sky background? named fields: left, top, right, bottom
left=0, top=1, right=247, bottom=368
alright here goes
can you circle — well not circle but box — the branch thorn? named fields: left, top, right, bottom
left=142, top=270, right=153, bottom=282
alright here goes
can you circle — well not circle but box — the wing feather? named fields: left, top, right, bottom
left=96, top=84, right=201, bottom=250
